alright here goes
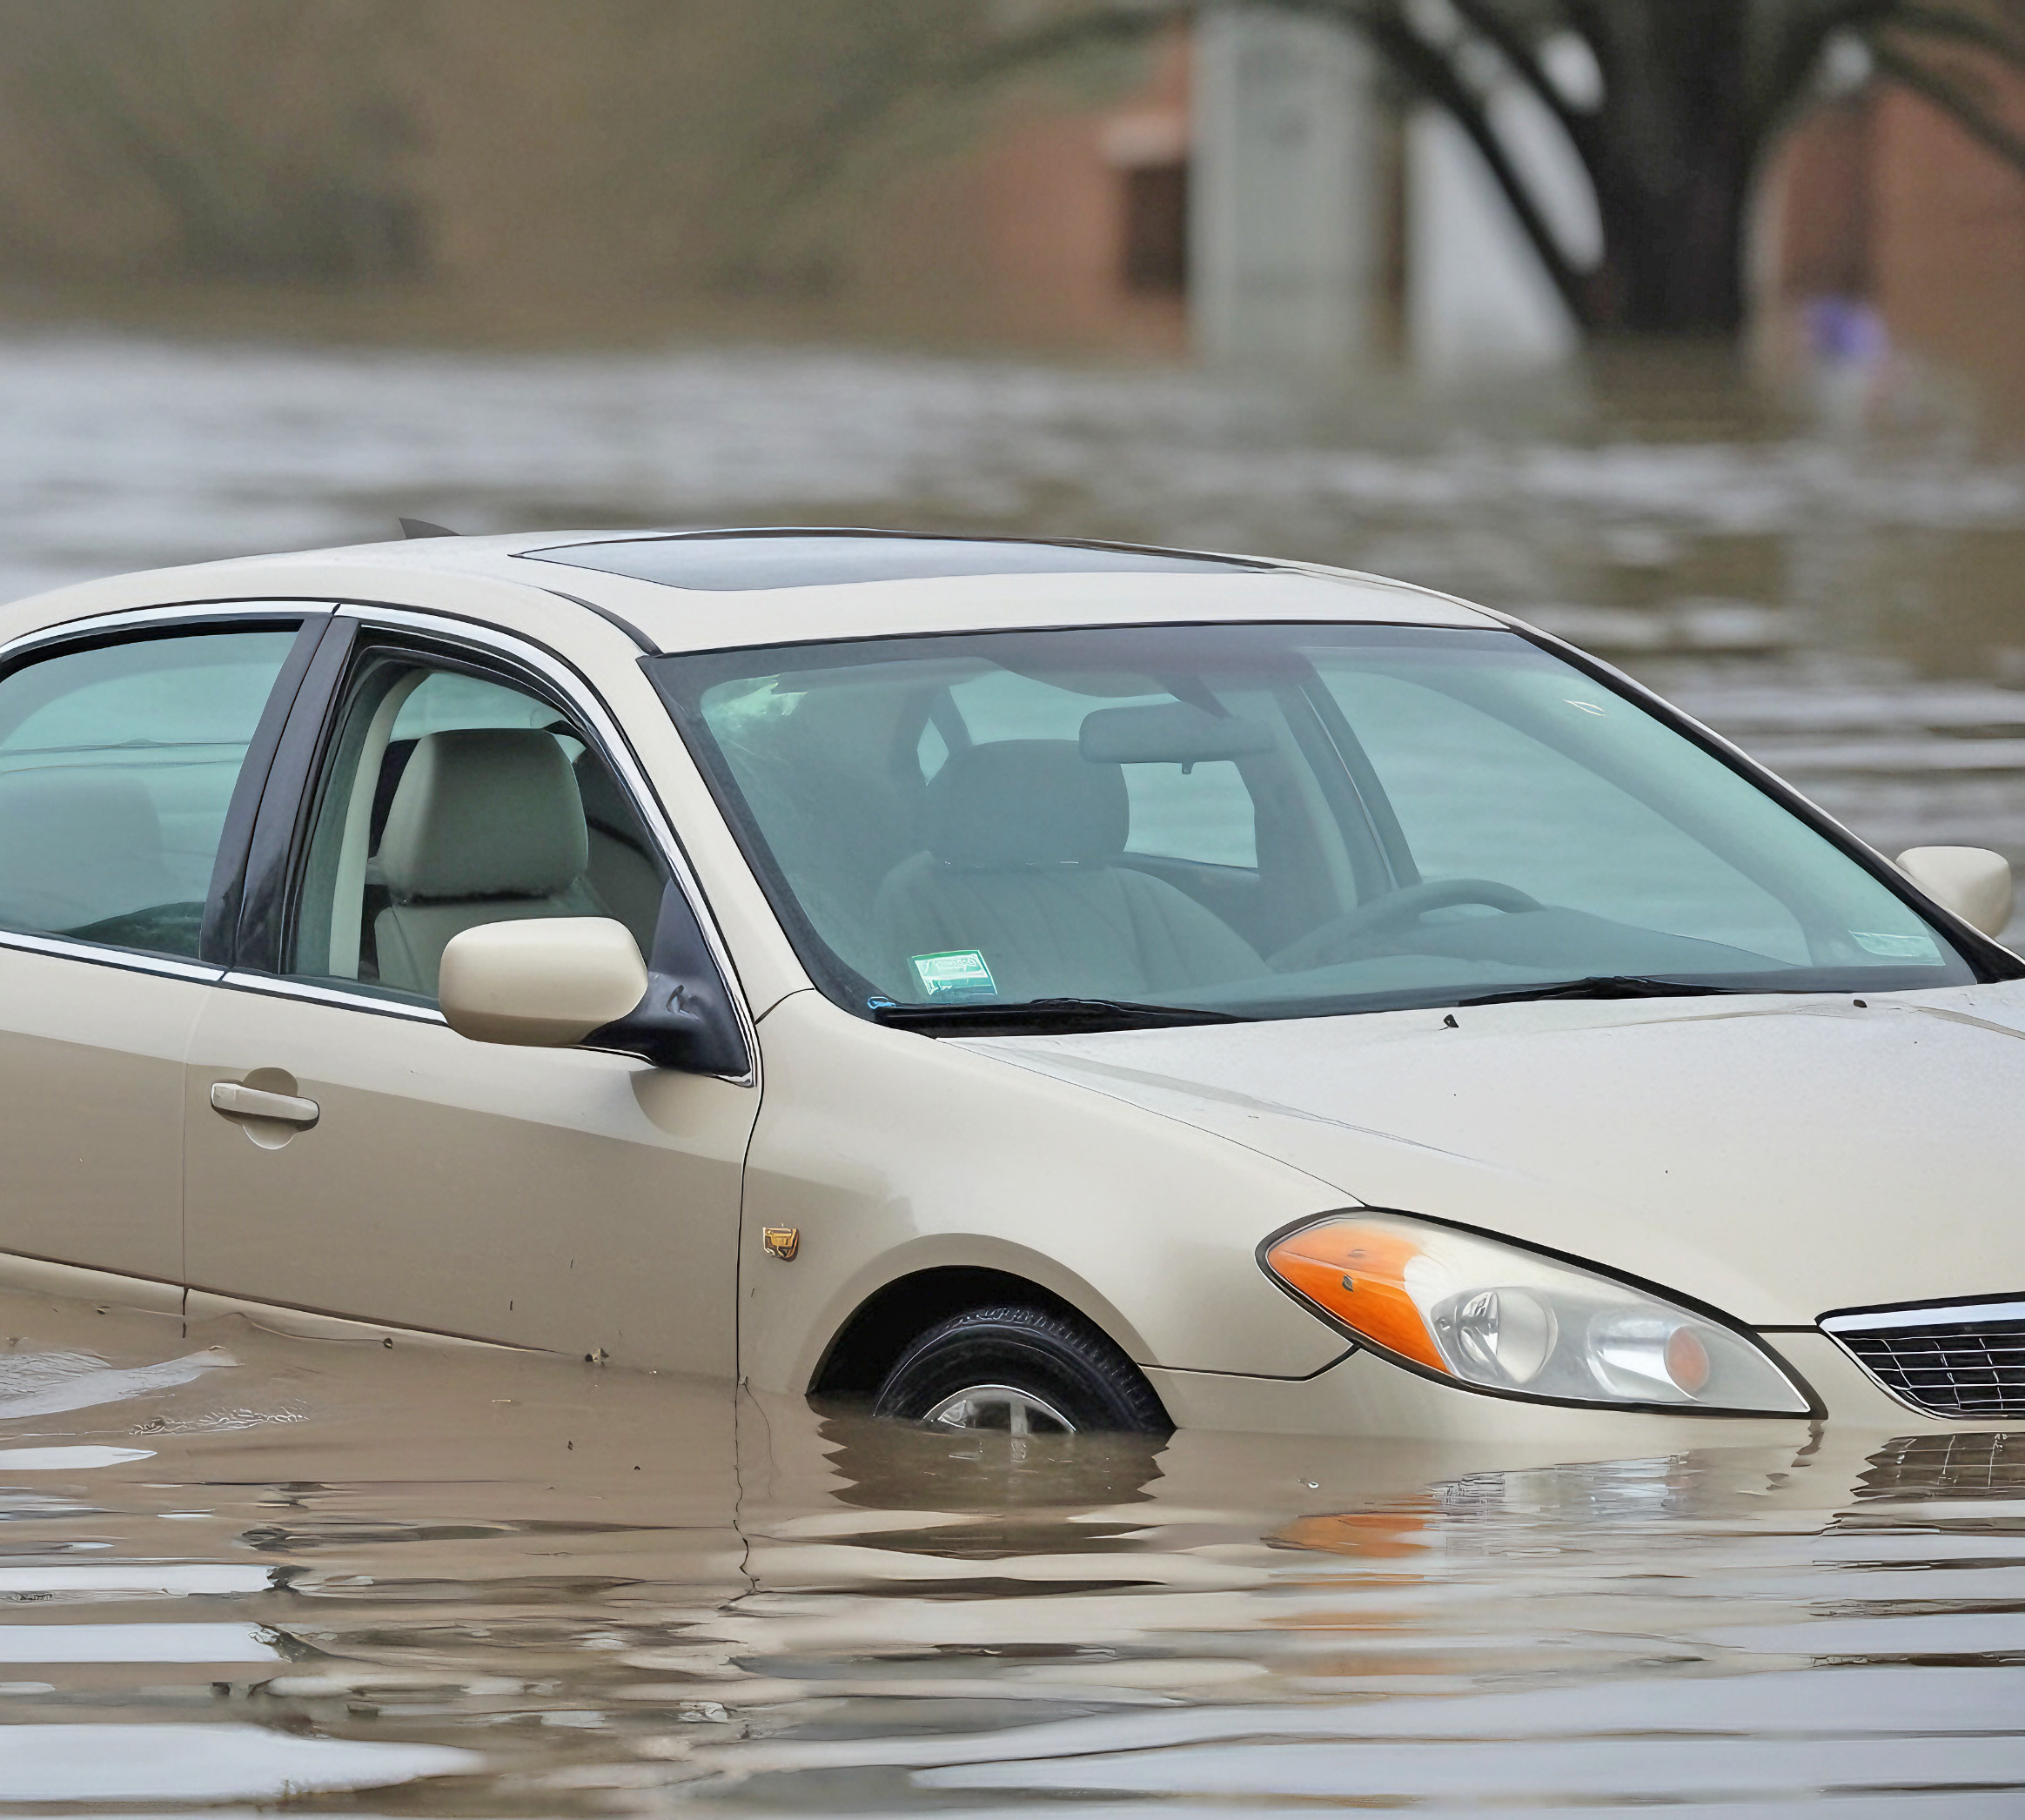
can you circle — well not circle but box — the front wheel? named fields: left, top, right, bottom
left=871, top=1304, right=1170, bottom=1435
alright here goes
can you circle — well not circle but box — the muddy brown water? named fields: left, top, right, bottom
left=0, top=1290, right=2022, bottom=1814
left=5, top=331, right=2025, bottom=1810
left=8, top=331, right=2025, bottom=920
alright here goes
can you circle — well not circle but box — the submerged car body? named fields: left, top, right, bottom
left=0, top=526, right=2019, bottom=1450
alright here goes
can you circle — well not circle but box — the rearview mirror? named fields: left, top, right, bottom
left=1896, top=846, right=2015, bottom=939
left=1079, top=701, right=1276, bottom=765
left=439, top=917, right=649, bottom=1047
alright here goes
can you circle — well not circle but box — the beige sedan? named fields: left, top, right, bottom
left=1, top=526, right=2021, bottom=1449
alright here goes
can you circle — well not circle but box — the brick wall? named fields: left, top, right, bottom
left=1767, top=66, right=2025, bottom=418
left=1871, top=72, right=2025, bottom=409
left=856, top=33, right=1191, bottom=353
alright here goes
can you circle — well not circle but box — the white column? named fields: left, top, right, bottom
left=1406, top=81, right=1596, bottom=379
left=1190, top=6, right=1379, bottom=371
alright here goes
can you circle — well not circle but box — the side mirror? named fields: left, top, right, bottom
left=1896, top=846, right=2015, bottom=939
left=439, top=917, right=649, bottom=1047
left=586, top=880, right=752, bottom=1076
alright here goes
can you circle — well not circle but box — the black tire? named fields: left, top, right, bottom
left=871, top=1303, right=1170, bottom=1435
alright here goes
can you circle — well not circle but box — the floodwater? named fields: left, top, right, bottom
left=5, top=1288, right=2025, bottom=1815
left=6, top=329, right=2025, bottom=1810
left=7, top=331, right=2025, bottom=904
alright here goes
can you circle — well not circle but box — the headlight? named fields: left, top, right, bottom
left=1261, top=1212, right=1814, bottom=1415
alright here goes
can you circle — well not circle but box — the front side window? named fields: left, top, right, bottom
left=654, top=622, right=1991, bottom=1026
left=289, top=654, right=667, bottom=1001
left=0, top=627, right=300, bottom=958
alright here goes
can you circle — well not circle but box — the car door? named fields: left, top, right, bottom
left=181, top=611, right=757, bottom=1374
left=0, top=607, right=327, bottom=1294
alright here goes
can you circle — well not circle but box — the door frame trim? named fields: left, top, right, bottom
left=230, top=601, right=761, bottom=1087
left=0, top=599, right=332, bottom=659
left=199, top=615, right=339, bottom=965
left=0, top=928, right=221, bottom=983
left=218, top=968, right=445, bottom=1021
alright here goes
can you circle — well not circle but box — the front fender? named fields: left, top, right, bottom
left=737, top=993, right=1351, bottom=1396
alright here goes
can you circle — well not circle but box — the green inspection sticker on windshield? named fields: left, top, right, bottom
left=1851, top=930, right=1943, bottom=960
left=911, top=949, right=998, bottom=1001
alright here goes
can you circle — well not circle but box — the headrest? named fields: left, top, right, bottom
left=379, top=728, right=587, bottom=901
left=927, top=739, right=1126, bottom=868
left=0, top=766, right=168, bottom=920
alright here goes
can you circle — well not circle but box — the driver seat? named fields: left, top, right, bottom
left=873, top=739, right=1264, bottom=1002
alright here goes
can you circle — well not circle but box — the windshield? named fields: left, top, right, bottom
left=652, top=622, right=1989, bottom=1026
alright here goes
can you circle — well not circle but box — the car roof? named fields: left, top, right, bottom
left=2, top=527, right=1505, bottom=655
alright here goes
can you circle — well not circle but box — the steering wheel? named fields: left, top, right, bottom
left=1271, top=878, right=1543, bottom=973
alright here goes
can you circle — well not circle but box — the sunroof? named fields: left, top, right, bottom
left=520, top=531, right=1270, bottom=592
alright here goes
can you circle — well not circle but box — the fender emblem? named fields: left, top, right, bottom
left=762, top=1227, right=801, bottom=1261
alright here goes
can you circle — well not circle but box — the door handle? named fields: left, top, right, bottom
left=210, top=1081, right=320, bottom=1129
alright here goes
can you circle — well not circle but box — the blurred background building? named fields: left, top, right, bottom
left=1, top=1, right=2020, bottom=412
left=1767, top=57, right=2025, bottom=413
left=868, top=10, right=2025, bottom=408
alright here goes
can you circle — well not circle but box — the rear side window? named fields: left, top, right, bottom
left=0, top=629, right=299, bottom=958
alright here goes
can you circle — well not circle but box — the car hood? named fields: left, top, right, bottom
left=968, top=983, right=2025, bottom=1327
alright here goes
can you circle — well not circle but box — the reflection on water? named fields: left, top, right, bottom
left=2, top=1291, right=2024, bottom=1812
left=7, top=331, right=2025, bottom=927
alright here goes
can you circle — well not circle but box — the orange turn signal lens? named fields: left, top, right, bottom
left=1664, top=1324, right=1712, bottom=1395
left=1263, top=1218, right=1450, bottom=1374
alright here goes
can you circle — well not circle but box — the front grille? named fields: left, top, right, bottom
left=1825, top=1301, right=2025, bottom=1420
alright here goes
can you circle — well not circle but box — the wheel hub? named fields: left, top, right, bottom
left=923, top=1383, right=1076, bottom=1435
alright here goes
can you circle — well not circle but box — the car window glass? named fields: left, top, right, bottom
left=1320, top=663, right=1809, bottom=964
left=290, top=656, right=667, bottom=1001
left=0, top=628, right=298, bottom=958
left=945, top=668, right=1257, bottom=867
left=660, top=622, right=1974, bottom=1021
left=393, top=672, right=561, bottom=740
left=1116, top=761, right=1256, bottom=868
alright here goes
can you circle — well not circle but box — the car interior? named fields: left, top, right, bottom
left=681, top=625, right=1964, bottom=1015
left=0, top=628, right=300, bottom=959
left=871, top=738, right=1268, bottom=1003
left=291, top=662, right=667, bottom=1000
left=0, top=619, right=1967, bottom=1017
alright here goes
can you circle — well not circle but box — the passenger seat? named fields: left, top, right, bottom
left=373, top=728, right=597, bottom=997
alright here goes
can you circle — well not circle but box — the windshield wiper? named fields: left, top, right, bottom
left=1457, top=974, right=1740, bottom=1007
left=875, top=996, right=1249, bottom=1035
